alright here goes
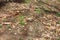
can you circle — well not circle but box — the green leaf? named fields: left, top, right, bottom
left=0, top=24, right=2, bottom=28
left=19, top=38, right=23, bottom=40
left=24, top=0, right=30, bottom=3
left=19, top=20, right=25, bottom=25
left=7, top=25, right=11, bottom=29
left=18, top=16, right=25, bottom=25
left=58, top=0, right=60, bottom=2
left=35, top=8, right=41, bottom=14
left=56, top=12, right=60, bottom=17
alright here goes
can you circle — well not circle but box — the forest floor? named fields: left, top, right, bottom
left=0, top=0, right=60, bottom=40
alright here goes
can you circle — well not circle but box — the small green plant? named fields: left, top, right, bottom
left=46, top=0, right=49, bottom=2
left=58, top=0, right=60, bottom=2
left=3, top=18, right=7, bottom=22
left=57, top=37, right=60, bottom=40
left=0, top=24, right=2, bottom=28
left=34, top=8, right=41, bottom=14
left=24, top=0, right=30, bottom=3
left=57, top=38, right=60, bottom=40
left=18, top=15, right=25, bottom=25
left=56, top=12, right=60, bottom=17
left=19, top=38, right=23, bottom=40
left=7, top=25, right=11, bottom=29
left=57, top=21, right=60, bottom=24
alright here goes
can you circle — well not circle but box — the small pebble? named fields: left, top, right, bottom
left=14, top=33, right=17, bottom=35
